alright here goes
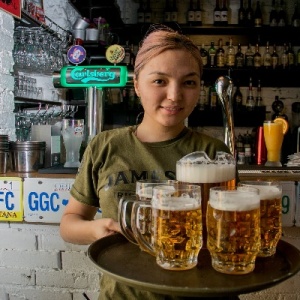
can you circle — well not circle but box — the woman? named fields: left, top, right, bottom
left=60, top=25, right=230, bottom=299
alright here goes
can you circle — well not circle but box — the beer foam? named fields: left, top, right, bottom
left=240, top=184, right=282, bottom=200
left=209, top=191, right=260, bottom=211
left=152, top=197, right=201, bottom=211
left=176, top=164, right=235, bottom=183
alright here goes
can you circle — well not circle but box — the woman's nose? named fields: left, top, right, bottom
left=166, top=84, right=182, bottom=102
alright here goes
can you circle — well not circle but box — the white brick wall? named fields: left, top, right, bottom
left=0, top=1, right=300, bottom=299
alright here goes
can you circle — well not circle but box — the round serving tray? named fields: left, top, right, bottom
left=88, top=234, right=300, bottom=297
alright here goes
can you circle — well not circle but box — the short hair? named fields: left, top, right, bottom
left=134, top=25, right=203, bottom=79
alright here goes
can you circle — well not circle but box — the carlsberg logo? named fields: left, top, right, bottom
left=70, top=68, right=116, bottom=83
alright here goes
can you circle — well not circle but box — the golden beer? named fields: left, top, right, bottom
left=207, top=186, right=260, bottom=275
left=176, top=151, right=236, bottom=247
left=152, top=199, right=202, bottom=270
left=239, top=181, right=282, bottom=257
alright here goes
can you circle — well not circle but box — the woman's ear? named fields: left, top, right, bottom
left=133, top=76, right=140, bottom=98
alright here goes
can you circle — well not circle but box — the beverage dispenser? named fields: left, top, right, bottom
left=292, top=102, right=300, bottom=153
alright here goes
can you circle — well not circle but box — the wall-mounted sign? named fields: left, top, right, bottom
left=0, top=0, right=21, bottom=19
left=59, top=65, right=128, bottom=88
left=23, top=178, right=102, bottom=223
left=0, top=177, right=23, bottom=222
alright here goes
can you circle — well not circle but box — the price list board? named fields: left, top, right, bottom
left=0, top=177, right=23, bottom=222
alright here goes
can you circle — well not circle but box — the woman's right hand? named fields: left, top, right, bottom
left=60, top=196, right=121, bottom=245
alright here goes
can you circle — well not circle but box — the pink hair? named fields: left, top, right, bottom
left=134, top=26, right=203, bottom=79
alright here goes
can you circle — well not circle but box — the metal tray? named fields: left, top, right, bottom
left=88, top=234, right=300, bottom=297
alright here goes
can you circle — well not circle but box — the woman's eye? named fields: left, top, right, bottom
left=153, top=79, right=165, bottom=85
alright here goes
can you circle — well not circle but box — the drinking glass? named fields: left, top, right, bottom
left=239, top=181, right=282, bottom=257
left=61, top=119, right=84, bottom=168
left=131, top=184, right=202, bottom=271
left=263, top=120, right=284, bottom=167
left=207, top=186, right=260, bottom=275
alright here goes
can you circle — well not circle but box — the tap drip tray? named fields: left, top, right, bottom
left=38, top=164, right=78, bottom=174
left=238, top=165, right=300, bottom=177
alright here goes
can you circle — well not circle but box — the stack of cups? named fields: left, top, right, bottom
left=72, top=17, right=90, bottom=42
left=0, top=135, right=9, bottom=173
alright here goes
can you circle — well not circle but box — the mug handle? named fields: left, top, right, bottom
left=118, top=197, right=138, bottom=245
left=131, top=201, right=155, bottom=256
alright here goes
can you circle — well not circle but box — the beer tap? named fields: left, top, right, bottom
left=215, top=76, right=236, bottom=156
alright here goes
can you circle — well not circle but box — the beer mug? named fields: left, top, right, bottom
left=207, top=186, right=261, bottom=275
left=176, top=151, right=236, bottom=247
left=132, top=184, right=202, bottom=270
left=239, top=181, right=282, bottom=257
left=118, top=180, right=177, bottom=250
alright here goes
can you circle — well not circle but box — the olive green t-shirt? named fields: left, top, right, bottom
left=70, top=126, right=230, bottom=300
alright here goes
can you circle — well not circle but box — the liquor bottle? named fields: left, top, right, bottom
left=287, top=43, right=295, bottom=68
left=233, top=82, right=243, bottom=110
left=278, top=0, right=286, bottom=27
left=137, top=0, right=145, bottom=24
left=164, top=0, right=171, bottom=23
left=253, top=43, right=262, bottom=68
left=213, top=0, right=221, bottom=26
left=246, top=77, right=255, bottom=111
left=226, top=37, right=235, bottom=67
left=255, top=79, right=263, bottom=107
left=297, top=48, right=300, bottom=67
left=238, top=0, right=246, bottom=26
left=245, top=43, right=254, bottom=68
left=235, top=43, right=244, bottom=68
left=220, top=0, right=228, bottom=26
left=269, top=0, right=278, bottom=27
left=194, top=0, right=202, bottom=26
left=263, top=41, right=271, bottom=69
left=200, top=44, right=208, bottom=67
left=208, top=41, right=216, bottom=67
left=122, top=41, right=131, bottom=66
left=245, top=0, right=254, bottom=27
left=281, top=43, right=288, bottom=69
left=236, top=134, right=245, bottom=165
left=171, top=0, right=178, bottom=23
left=243, top=132, right=253, bottom=165
left=216, top=38, right=225, bottom=67
left=292, top=2, right=300, bottom=27
left=144, top=0, right=152, bottom=24
left=187, top=0, right=195, bottom=26
left=271, top=44, right=279, bottom=69
left=254, top=1, right=262, bottom=27
left=198, top=80, right=207, bottom=110
left=209, top=83, right=218, bottom=110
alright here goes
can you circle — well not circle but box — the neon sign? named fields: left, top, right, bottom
left=59, top=65, right=128, bottom=88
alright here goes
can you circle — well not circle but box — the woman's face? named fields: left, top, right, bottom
left=134, top=49, right=201, bottom=129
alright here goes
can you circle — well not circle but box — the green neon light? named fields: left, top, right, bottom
left=59, top=66, right=128, bottom=87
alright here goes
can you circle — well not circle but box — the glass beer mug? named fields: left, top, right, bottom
left=176, top=151, right=236, bottom=247
left=131, top=184, right=202, bottom=271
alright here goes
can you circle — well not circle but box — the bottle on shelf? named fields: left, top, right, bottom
left=164, top=0, right=171, bottom=23
left=243, top=131, right=253, bottom=165
left=213, top=0, right=221, bottom=26
left=122, top=41, right=132, bottom=67
left=281, top=43, right=288, bottom=69
left=254, top=1, right=262, bottom=27
left=220, top=0, right=228, bottom=26
left=245, top=0, right=254, bottom=27
left=233, top=82, right=243, bottom=111
left=235, top=43, right=244, bottom=68
left=255, top=79, right=264, bottom=107
left=245, top=76, right=255, bottom=111
left=297, top=48, right=300, bottom=67
left=209, top=83, right=218, bottom=111
left=144, top=0, right=152, bottom=24
left=238, top=0, right=246, bottom=26
left=198, top=80, right=207, bottom=111
left=137, top=0, right=145, bottom=24
left=291, top=2, right=300, bottom=27
left=245, top=43, right=255, bottom=68
left=216, top=38, right=225, bottom=68
left=236, top=134, right=245, bottom=165
left=271, top=95, right=286, bottom=120
left=200, top=44, right=208, bottom=67
left=263, top=41, right=271, bottom=69
left=278, top=0, right=286, bottom=27
left=208, top=41, right=216, bottom=67
left=226, top=37, right=235, bottom=67
left=253, top=43, right=262, bottom=69
left=171, top=0, right=178, bottom=23
left=271, top=44, right=279, bottom=69
left=194, top=0, right=202, bottom=26
left=269, top=0, right=278, bottom=26
left=187, top=0, right=195, bottom=26
left=287, top=42, right=295, bottom=69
